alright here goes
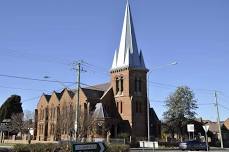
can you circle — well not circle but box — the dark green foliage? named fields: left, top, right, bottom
left=106, top=144, right=130, bottom=152
left=163, top=86, right=198, bottom=140
left=13, top=143, right=129, bottom=152
left=14, top=144, right=30, bottom=152
left=14, top=143, right=71, bottom=152
left=158, top=141, right=179, bottom=147
left=0, top=95, right=23, bottom=122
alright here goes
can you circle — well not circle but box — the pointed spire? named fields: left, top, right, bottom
left=111, top=2, right=146, bottom=71
left=111, top=49, right=118, bottom=68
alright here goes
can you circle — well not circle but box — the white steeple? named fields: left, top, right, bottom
left=111, top=2, right=146, bottom=71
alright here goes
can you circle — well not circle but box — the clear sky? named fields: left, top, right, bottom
left=0, top=0, right=228, bottom=121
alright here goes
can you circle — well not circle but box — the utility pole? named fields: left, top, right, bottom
left=215, top=91, right=224, bottom=149
left=147, top=73, right=150, bottom=141
left=146, top=61, right=177, bottom=141
left=73, top=61, right=81, bottom=141
left=73, top=60, right=87, bottom=141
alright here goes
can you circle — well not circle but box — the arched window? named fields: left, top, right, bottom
left=116, top=76, right=124, bottom=94
left=136, top=101, right=142, bottom=113
left=116, top=102, right=119, bottom=112
left=139, top=102, right=142, bottom=113
left=134, top=77, right=138, bottom=92
left=138, top=78, right=142, bottom=92
left=136, top=102, right=138, bottom=113
left=116, top=77, right=119, bottom=94
left=120, top=101, right=123, bottom=113
left=120, top=77, right=124, bottom=93
left=134, top=77, right=142, bottom=93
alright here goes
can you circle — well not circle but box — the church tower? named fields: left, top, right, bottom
left=110, top=2, right=148, bottom=138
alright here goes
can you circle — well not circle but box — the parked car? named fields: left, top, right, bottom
left=179, top=140, right=209, bottom=151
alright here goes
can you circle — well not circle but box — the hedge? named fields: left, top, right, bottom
left=13, top=143, right=71, bottom=152
left=13, top=143, right=129, bottom=152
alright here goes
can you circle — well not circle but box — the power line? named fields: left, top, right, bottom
left=219, top=104, right=229, bottom=111
left=22, top=83, right=76, bottom=103
left=23, top=96, right=41, bottom=103
left=65, top=59, right=225, bottom=98
left=0, top=74, right=75, bottom=84
left=0, top=73, right=108, bottom=92
left=77, top=60, right=220, bottom=94
left=2, top=48, right=71, bottom=66
left=0, top=85, right=48, bottom=92
left=150, top=99, right=214, bottom=106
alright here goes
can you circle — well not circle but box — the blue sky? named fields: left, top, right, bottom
left=0, top=0, right=228, bottom=121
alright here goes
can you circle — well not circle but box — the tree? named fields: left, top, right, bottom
left=55, top=106, right=97, bottom=142
left=10, top=113, right=24, bottom=137
left=163, top=86, right=198, bottom=141
left=24, top=110, right=34, bottom=120
left=0, top=95, right=23, bottom=122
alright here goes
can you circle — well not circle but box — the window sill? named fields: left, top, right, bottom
left=115, top=92, right=124, bottom=97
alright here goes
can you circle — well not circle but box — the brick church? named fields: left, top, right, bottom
left=34, top=2, right=161, bottom=141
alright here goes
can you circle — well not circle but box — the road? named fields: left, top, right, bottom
left=0, top=148, right=12, bottom=152
left=130, top=148, right=229, bottom=152
left=0, top=146, right=13, bottom=152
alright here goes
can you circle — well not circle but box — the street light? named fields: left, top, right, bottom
left=147, top=61, right=178, bottom=141
left=43, top=76, right=69, bottom=88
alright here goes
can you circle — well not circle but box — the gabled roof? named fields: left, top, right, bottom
left=67, top=89, right=75, bottom=99
left=223, top=118, right=229, bottom=130
left=202, top=120, right=220, bottom=133
left=81, top=88, right=104, bottom=99
left=54, top=90, right=64, bottom=101
left=44, top=94, right=51, bottom=102
left=111, top=2, right=146, bottom=71
left=150, top=107, right=159, bottom=122
left=85, top=82, right=110, bottom=92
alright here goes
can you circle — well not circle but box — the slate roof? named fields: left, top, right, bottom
left=150, top=107, right=159, bottom=122
left=111, top=2, right=146, bottom=71
left=223, top=118, right=229, bottom=130
left=85, top=82, right=110, bottom=92
left=81, top=88, right=104, bottom=99
left=67, top=90, right=75, bottom=99
left=202, top=120, right=220, bottom=133
left=44, top=94, right=51, bottom=102
left=80, top=82, right=111, bottom=99
left=54, top=90, right=64, bottom=101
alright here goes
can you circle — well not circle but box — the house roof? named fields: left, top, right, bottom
left=203, top=120, right=219, bottom=133
left=67, top=89, right=75, bottom=99
left=85, top=82, right=110, bottom=92
left=150, top=107, right=159, bottom=122
left=81, top=88, right=104, bottom=99
left=44, top=94, right=51, bottom=102
left=54, top=90, right=64, bottom=101
left=223, top=118, right=229, bottom=130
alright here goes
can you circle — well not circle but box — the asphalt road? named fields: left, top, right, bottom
left=130, top=148, right=229, bottom=152
left=0, top=148, right=12, bottom=152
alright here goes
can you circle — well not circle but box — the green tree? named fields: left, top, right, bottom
left=0, top=95, right=23, bottom=122
left=163, top=86, right=198, bottom=141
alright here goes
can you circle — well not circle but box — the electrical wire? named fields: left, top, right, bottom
left=219, top=104, right=229, bottom=111
left=0, top=85, right=48, bottom=92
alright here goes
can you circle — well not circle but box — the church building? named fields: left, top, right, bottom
left=35, top=2, right=161, bottom=142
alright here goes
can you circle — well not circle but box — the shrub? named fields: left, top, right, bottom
left=158, top=141, right=179, bottom=147
left=14, top=144, right=30, bottom=152
left=106, top=144, right=129, bottom=152
left=13, top=143, right=71, bottom=152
